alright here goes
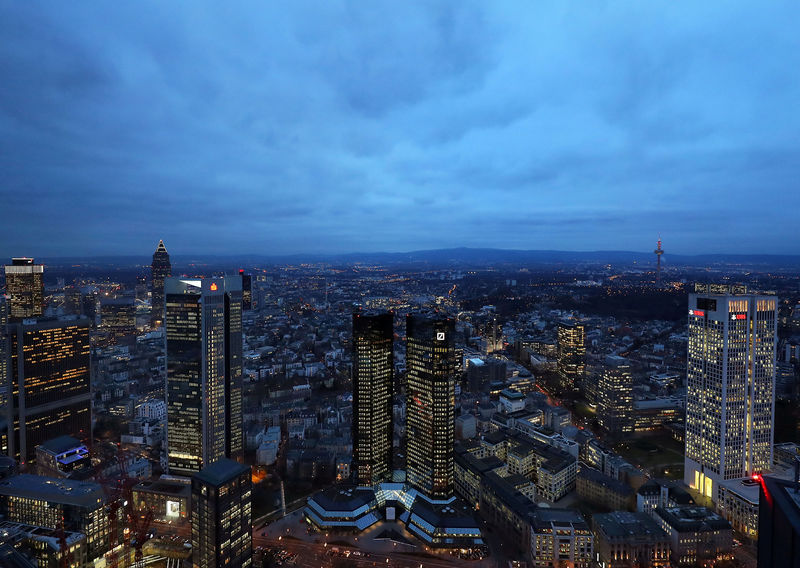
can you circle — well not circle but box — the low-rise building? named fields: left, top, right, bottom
left=133, top=478, right=191, bottom=521
left=577, top=467, right=634, bottom=511
left=654, top=506, right=732, bottom=567
left=592, top=511, right=670, bottom=568
left=530, top=508, right=593, bottom=568
left=717, top=477, right=761, bottom=538
left=34, top=435, right=91, bottom=479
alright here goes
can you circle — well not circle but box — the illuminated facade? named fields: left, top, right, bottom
left=4, top=258, right=44, bottom=320
left=99, top=296, right=136, bottom=339
left=5, top=317, right=92, bottom=463
left=684, top=284, right=777, bottom=501
left=165, top=277, right=243, bottom=476
left=150, top=240, right=171, bottom=327
left=406, top=313, right=456, bottom=500
left=352, top=311, right=394, bottom=486
left=557, top=321, right=585, bottom=390
left=191, top=458, right=252, bottom=568
left=597, top=355, right=634, bottom=437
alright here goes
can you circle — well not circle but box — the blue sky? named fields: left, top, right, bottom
left=1, top=2, right=798, bottom=257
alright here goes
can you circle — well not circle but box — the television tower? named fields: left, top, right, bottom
left=654, top=236, right=664, bottom=287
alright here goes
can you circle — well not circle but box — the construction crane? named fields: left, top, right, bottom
left=55, top=518, right=74, bottom=568
left=94, top=445, right=155, bottom=568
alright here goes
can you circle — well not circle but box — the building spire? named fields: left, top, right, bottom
left=156, top=240, right=168, bottom=254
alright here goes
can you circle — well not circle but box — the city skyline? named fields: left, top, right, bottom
left=1, top=3, right=799, bottom=257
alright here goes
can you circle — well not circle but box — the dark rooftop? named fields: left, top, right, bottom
left=0, top=474, right=104, bottom=508
left=593, top=511, right=668, bottom=541
left=37, top=435, right=83, bottom=455
left=193, top=458, right=249, bottom=487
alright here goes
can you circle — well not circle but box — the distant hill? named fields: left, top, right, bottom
left=37, top=247, right=800, bottom=270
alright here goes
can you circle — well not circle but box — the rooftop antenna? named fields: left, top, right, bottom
left=654, top=235, right=664, bottom=287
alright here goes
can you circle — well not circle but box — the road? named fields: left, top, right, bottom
left=252, top=534, right=491, bottom=568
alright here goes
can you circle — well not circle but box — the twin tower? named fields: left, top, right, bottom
left=352, top=311, right=457, bottom=501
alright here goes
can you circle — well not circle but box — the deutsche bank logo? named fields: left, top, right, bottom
left=436, top=332, right=445, bottom=341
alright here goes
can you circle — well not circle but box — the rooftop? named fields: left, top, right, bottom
left=655, top=506, right=731, bottom=532
left=0, top=474, right=104, bottom=508
left=193, top=458, right=249, bottom=487
left=37, top=435, right=83, bottom=455
left=593, top=511, right=668, bottom=541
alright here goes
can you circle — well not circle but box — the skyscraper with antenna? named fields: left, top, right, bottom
left=654, top=236, right=664, bottom=287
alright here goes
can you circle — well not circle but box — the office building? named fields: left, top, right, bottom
left=530, top=508, right=593, bottom=568
left=592, top=511, right=670, bottom=568
left=757, top=473, right=800, bottom=568
left=0, top=474, right=113, bottom=560
left=191, top=458, right=252, bottom=568
left=3, top=258, right=44, bottom=321
left=150, top=240, right=171, bottom=327
left=352, top=311, right=394, bottom=486
left=405, top=313, right=456, bottom=500
left=684, top=284, right=777, bottom=501
left=5, top=316, right=92, bottom=463
left=597, top=355, right=634, bottom=437
left=239, top=270, right=252, bottom=310
left=100, top=296, right=136, bottom=339
left=557, top=321, right=585, bottom=390
left=0, top=297, right=7, bottom=453
left=165, top=277, right=243, bottom=475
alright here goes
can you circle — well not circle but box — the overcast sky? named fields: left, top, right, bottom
left=1, top=2, right=798, bottom=257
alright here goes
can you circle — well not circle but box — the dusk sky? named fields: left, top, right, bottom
left=1, top=2, right=798, bottom=258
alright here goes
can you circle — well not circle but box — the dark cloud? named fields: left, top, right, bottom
left=0, top=1, right=798, bottom=257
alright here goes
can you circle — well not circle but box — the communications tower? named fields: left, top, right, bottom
left=654, top=236, right=664, bottom=287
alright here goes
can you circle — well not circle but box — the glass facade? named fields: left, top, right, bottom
left=557, top=321, right=585, bottom=390
left=4, top=258, right=44, bottom=320
left=406, top=314, right=456, bottom=500
left=7, top=317, right=92, bottom=463
left=166, top=277, right=244, bottom=476
left=191, top=459, right=252, bottom=568
left=352, top=311, right=394, bottom=486
left=150, top=240, right=171, bottom=327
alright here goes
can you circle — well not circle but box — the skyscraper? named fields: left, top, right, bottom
left=4, top=316, right=92, bottom=463
left=191, top=458, right=252, bottom=568
left=239, top=270, right=252, bottom=311
left=557, top=321, right=585, bottom=391
left=4, top=258, right=44, bottom=320
left=597, top=355, right=633, bottom=437
left=165, top=277, right=243, bottom=476
left=150, top=240, right=171, bottom=327
left=406, top=313, right=456, bottom=500
left=684, top=284, right=777, bottom=500
left=352, top=311, right=394, bottom=486
left=0, top=297, right=8, bottom=454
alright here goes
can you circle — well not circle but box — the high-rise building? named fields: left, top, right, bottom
left=4, top=316, right=92, bottom=464
left=4, top=258, right=44, bottom=320
left=0, top=297, right=8, bottom=454
left=239, top=270, right=252, bottom=310
left=557, top=321, right=585, bottom=390
left=406, top=313, right=456, bottom=500
left=165, top=277, right=243, bottom=476
left=684, top=284, right=777, bottom=500
left=100, top=296, right=136, bottom=340
left=757, top=473, right=800, bottom=568
left=597, top=355, right=634, bottom=437
left=150, top=240, right=171, bottom=327
left=191, top=458, right=252, bottom=568
left=352, top=311, right=394, bottom=486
